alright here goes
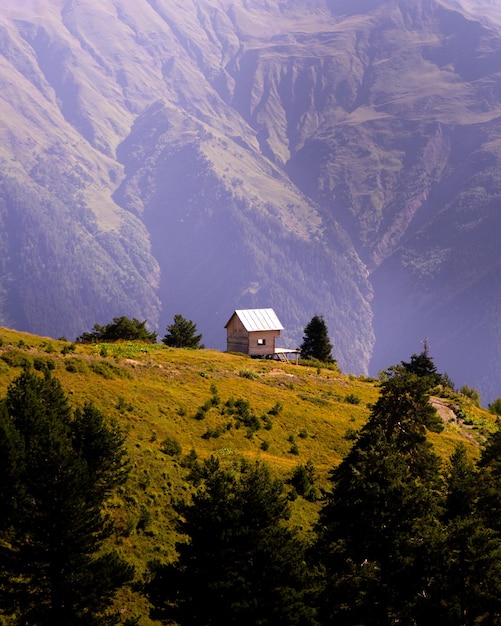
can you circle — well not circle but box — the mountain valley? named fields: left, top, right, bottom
left=1, top=0, right=501, bottom=401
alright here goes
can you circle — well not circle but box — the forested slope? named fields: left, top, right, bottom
left=0, top=327, right=498, bottom=623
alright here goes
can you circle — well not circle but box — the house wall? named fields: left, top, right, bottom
left=247, top=330, right=279, bottom=357
left=226, top=315, right=280, bottom=356
left=226, top=315, right=249, bottom=354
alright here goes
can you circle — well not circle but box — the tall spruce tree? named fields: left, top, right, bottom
left=315, top=357, right=444, bottom=624
left=147, top=457, right=317, bottom=625
left=0, top=369, right=133, bottom=625
left=162, top=314, right=203, bottom=348
left=299, top=315, right=334, bottom=363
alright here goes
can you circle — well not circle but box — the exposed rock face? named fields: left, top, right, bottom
left=0, top=0, right=500, bottom=399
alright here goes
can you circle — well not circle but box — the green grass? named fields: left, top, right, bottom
left=0, top=326, right=495, bottom=624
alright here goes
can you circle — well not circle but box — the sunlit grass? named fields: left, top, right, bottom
left=0, top=325, right=496, bottom=623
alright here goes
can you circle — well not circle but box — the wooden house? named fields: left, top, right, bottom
left=224, top=308, right=284, bottom=357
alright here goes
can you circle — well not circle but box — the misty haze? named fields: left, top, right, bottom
left=0, top=0, right=501, bottom=403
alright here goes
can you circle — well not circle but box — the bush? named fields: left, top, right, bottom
left=116, top=396, right=134, bottom=412
left=239, top=369, right=258, bottom=380
left=34, top=358, right=56, bottom=372
left=488, top=397, right=501, bottom=415
left=180, top=449, right=199, bottom=469
left=0, top=350, right=33, bottom=369
left=288, top=462, right=320, bottom=501
left=262, top=414, right=273, bottom=430
left=345, top=393, right=361, bottom=405
left=344, top=427, right=358, bottom=441
left=89, top=361, right=129, bottom=380
left=65, top=358, right=89, bottom=374
left=268, top=402, right=283, bottom=416
left=160, top=437, right=182, bottom=457
left=459, top=384, right=481, bottom=407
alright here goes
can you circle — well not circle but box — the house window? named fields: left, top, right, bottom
left=257, top=338, right=266, bottom=346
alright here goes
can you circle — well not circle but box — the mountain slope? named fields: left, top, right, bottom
left=1, top=0, right=501, bottom=399
left=0, top=326, right=494, bottom=624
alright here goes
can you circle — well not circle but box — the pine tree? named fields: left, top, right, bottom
left=162, top=314, right=203, bottom=348
left=147, top=458, right=317, bottom=625
left=299, top=315, right=334, bottom=363
left=315, top=358, right=444, bottom=624
left=426, top=443, right=501, bottom=625
left=0, top=369, right=133, bottom=625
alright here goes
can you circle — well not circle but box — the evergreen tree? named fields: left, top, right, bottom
left=488, top=397, right=501, bottom=415
left=401, top=344, right=442, bottom=388
left=147, top=458, right=316, bottom=625
left=299, top=315, right=334, bottom=363
left=0, top=369, right=133, bottom=625
left=315, top=358, right=444, bottom=624
left=426, top=443, right=501, bottom=625
left=77, top=316, right=157, bottom=343
left=162, top=314, right=203, bottom=348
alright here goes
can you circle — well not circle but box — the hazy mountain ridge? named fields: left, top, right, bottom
left=1, top=0, right=501, bottom=399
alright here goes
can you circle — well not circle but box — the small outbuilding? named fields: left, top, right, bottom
left=225, top=308, right=284, bottom=357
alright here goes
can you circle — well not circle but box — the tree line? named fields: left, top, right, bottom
left=2, top=350, right=501, bottom=624
left=76, top=313, right=336, bottom=363
left=76, top=314, right=203, bottom=349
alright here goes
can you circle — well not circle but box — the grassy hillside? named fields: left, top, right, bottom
left=0, top=326, right=495, bottom=623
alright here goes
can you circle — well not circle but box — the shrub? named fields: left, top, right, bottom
left=116, top=396, right=134, bottom=412
left=0, top=350, right=33, bottom=369
left=194, top=407, right=207, bottom=420
left=262, top=414, right=273, bottom=430
left=160, top=436, right=182, bottom=457
left=34, top=358, right=56, bottom=372
left=180, top=449, right=199, bottom=469
left=488, top=397, right=501, bottom=415
left=344, top=427, right=358, bottom=441
left=268, top=402, right=283, bottom=416
left=239, top=369, right=258, bottom=380
left=89, top=361, right=129, bottom=380
left=65, top=358, right=89, bottom=374
left=345, top=393, right=361, bottom=405
left=245, top=414, right=261, bottom=438
left=459, top=384, right=481, bottom=407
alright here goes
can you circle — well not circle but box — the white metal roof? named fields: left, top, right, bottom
left=226, top=308, right=284, bottom=332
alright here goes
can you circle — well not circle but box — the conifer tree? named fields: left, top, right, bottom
left=299, top=315, right=334, bottom=363
left=430, top=443, right=501, bottom=625
left=315, top=357, right=444, bottom=624
left=0, top=369, right=133, bottom=625
left=162, top=314, right=203, bottom=348
left=147, top=458, right=316, bottom=625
